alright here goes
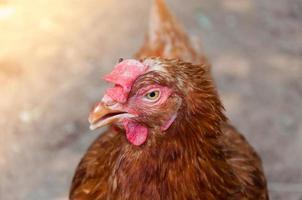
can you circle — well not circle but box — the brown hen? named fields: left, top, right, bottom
left=69, top=0, right=269, bottom=199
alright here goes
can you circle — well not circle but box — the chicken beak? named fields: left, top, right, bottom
left=88, top=102, right=134, bottom=130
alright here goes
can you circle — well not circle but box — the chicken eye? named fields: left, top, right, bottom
left=145, top=90, right=160, bottom=101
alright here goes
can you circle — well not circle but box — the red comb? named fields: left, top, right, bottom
left=103, top=59, right=148, bottom=103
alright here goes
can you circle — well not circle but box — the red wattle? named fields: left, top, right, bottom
left=123, top=120, right=148, bottom=146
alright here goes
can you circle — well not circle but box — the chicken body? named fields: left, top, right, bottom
left=70, top=0, right=268, bottom=199
left=71, top=126, right=268, bottom=199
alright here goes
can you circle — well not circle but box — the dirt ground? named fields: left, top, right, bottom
left=0, top=0, right=301, bottom=199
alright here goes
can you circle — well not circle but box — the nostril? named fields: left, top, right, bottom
left=105, top=101, right=116, bottom=107
left=105, top=101, right=116, bottom=106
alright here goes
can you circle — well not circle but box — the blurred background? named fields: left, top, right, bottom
left=0, top=0, right=301, bottom=199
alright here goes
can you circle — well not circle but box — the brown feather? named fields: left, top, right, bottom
left=70, top=59, right=268, bottom=200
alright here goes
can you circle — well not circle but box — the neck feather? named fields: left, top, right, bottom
left=109, top=113, right=243, bottom=199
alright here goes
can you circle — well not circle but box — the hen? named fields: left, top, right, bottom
left=70, top=0, right=268, bottom=199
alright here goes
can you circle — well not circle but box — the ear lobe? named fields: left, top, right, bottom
left=161, top=114, right=177, bottom=131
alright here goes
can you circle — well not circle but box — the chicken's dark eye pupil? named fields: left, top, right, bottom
left=150, top=92, right=156, bottom=97
left=146, top=90, right=159, bottom=100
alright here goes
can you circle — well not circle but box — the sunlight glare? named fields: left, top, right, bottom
left=0, top=5, right=15, bottom=20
